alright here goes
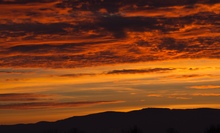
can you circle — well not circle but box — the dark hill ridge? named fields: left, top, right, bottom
left=0, top=108, right=220, bottom=133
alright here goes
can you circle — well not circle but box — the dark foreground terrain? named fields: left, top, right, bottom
left=0, top=108, right=220, bottom=133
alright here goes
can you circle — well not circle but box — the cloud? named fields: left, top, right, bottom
left=0, top=100, right=123, bottom=110
left=168, top=96, right=192, bottom=100
left=147, top=94, right=162, bottom=97
left=56, top=67, right=175, bottom=77
left=0, top=0, right=57, bottom=4
left=0, top=93, right=124, bottom=110
left=0, top=22, right=72, bottom=35
left=0, top=69, right=34, bottom=74
left=192, top=93, right=220, bottom=97
left=0, top=93, right=53, bottom=101
left=189, top=85, right=220, bottom=90
left=121, top=4, right=220, bottom=18
left=58, top=73, right=96, bottom=77
left=107, top=68, right=175, bottom=74
left=5, top=78, right=25, bottom=82
left=162, top=74, right=213, bottom=80
left=62, top=0, right=220, bottom=14
left=96, top=15, right=161, bottom=38
left=158, top=38, right=186, bottom=52
left=1, top=39, right=116, bottom=56
left=168, top=92, right=220, bottom=99
left=0, top=0, right=219, bottom=68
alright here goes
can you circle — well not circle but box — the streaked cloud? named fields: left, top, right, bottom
left=0, top=100, right=123, bottom=110
left=192, top=93, right=220, bottom=97
left=163, top=74, right=212, bottom=79
left=62, top=0, right=220, bottom=14
left=0, top=0, right=57, bottom=4
left=147, top=94, right=162, bottom=97
left=54, top=67, right=175, bottom=78
left=107, top=68, right=175, bottom=74
left=189, top=85, right=220, bottom=90
left=0, top=69, right=34, bottom=74
left=149, top=92, right=220, bottom=100
left=58, top=73, right=96, bottom=78
left=0, top=93, right=53, bottom=101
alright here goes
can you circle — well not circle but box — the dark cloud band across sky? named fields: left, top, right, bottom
left=0, top=101, right=121, bottom=110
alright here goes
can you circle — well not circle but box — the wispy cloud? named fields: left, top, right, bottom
left=192, top=93, right=220, bottom=97
left=147, top=94, right=162, bottom=97
left=0, top=100, right=123, bottom=110
left=0, top=93, right=53, bottom=101
left=107, top=68, right=175, bottom=74
left=0, top=69, right=34, bottom=74
left=58, top=73, right=96, bottom=78
left=189, top=85, right=220, bottom=90
left=0, top=93, right=124, bottom=110
left=153, top=93, right=220, bottom=100
left=54, top=67, right=175, bottom=78
left=163, top=74, right=212, bottom=79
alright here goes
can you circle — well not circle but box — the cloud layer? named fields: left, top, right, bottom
left=0, top=0, right=219, bottom=68
left=0, top=93, right=52, bottom=101
left=0, top=93, right=122, bottom=110
left=0, top=101, right=121, bottom=110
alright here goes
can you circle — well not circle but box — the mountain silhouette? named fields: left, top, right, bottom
left=0, top=108, right=220, bottom=133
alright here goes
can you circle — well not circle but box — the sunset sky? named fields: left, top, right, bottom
left=0, top=0, right=220, bottom=125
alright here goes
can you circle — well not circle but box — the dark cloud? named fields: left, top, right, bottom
left=0, top=22, right=72, bottom=35
left=158, top=38, right=186, bottom=52
left=107, top=68, right=175, bottom=74
left=0, top=0, right=56, bottom=4
left=0, top=69, right=33, bottom=74
left=3, top=40, right=114, bottom=54
left=188, top=68, right=200, bottom=71
left=164, top=74, right=212, bottom=79
left=79, top=11, right=219, bottom=39
left=61, top=0, right=220, bottom=13
left=59, top=73, right=96, bottom=77
left=0, top=93, right=52, bottom=101
left=0, top=55, right=69, bottom=68
left=96, top=15, right=160, bottom=38
left=56, top=68, right=176, bottom=77
left=186, top=12, right=219, bottom=25
left=0, top=92, right=123, bottom=110
left=197, top=37, right=220, bottom=45
left=0, top=100, right=121, bottom=110
left=5, top=78, right=24, bottom=81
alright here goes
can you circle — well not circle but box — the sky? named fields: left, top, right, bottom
left=0, top=0, right=220, bottom=125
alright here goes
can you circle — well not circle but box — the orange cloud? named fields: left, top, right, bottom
left=164, top=74, right=211, bottom=79
left=189, top=85, right=220, bottom=90
left=192, top=93, right=220, bottom=97
left=166, top=93, right=192, bottom=100
left=167, top=93, right=220, bottom=99
left=0, top=0, right=219, bottom=69
left=147, top=94, right=162, bottom=97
